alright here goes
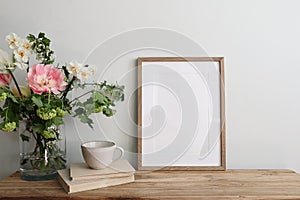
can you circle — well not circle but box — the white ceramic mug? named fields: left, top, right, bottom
left=81, top=141, right=124, bottom=169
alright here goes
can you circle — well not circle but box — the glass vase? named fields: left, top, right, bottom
left=18, top=120, right=67, bottom=181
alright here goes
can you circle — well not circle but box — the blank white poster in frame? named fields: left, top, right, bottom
left=138, top=57, right=225, bottom=170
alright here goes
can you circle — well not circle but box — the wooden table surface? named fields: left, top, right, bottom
left=1, top=170, right=300, bottom=199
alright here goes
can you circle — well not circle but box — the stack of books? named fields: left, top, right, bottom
left=57, top=159, right=135, bottom=194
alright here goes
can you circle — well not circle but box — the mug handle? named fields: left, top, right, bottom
left=113, top=146, right=124, bottom=161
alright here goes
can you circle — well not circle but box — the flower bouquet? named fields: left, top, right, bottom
left=0, top=32, right=124, bottom=180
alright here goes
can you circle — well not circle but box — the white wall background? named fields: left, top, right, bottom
left=1, top=0, right=300, bottom=179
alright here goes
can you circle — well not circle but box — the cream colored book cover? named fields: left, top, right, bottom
left=70, top=159, right=135, bottom=181
left=57, top=169, right=134, bottom=194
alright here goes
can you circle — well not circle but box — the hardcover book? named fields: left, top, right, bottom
left=57, top=169, right=134, bottom=194
left=70, top=159, right=135, bottom=181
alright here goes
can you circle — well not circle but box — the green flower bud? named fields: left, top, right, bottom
left=42, top=130, right=56, bottom=139
left=37, top=107, right=57, bottom=120
left=0, top=93, right=7, bottom=102
left=1, top=122, right=16, bottom=132
left=56, top=108, right=67, bottom=117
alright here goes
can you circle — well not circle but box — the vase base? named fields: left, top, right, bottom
left=20, top=172, right=57, bottom=181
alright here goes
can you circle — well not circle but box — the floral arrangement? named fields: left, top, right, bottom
left=0, top=32, right=124, bottom=177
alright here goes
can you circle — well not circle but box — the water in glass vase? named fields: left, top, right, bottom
left=19, top=121, right=67, bottom=181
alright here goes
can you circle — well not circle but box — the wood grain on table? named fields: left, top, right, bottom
left=1, top=170, right=300, bottom=199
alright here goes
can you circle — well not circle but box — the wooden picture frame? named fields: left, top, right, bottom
left=138, top=57, right=225, bottom=170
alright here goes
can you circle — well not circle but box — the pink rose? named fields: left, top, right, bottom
left=0, top=74, right=12, bottom=86
left=27, top=64, right=67, bottom=95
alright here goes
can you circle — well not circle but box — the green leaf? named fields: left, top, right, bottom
left=32, top=123, right=44, bottom=134
left=84, top=103, right=95, bottom=115
left=31, top=96, right=43, bottom=107
left=42, top=38, right=50, bottom=45
left=93, top=92, right=105, bottom=104
left=26, top=104, right=34, bottom=111
left=38, top=32, right=45, bottom=38
left=52, top=116, right=63, bottom=126
left=73, top=107, right=84, bottom=117
left=79, top=115, right=92, bottom=123
left=82, top=97, right=94, bottom=106
left=103, top=107, right=115, bottom=117
left=79, top=115, right=93, bottom=128
left=26, top=34, right=36, bottom=42
left=7, top=93, right=18, bottom=103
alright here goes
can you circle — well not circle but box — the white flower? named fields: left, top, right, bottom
left=5, top=34, right=32, bottom=71
left=13, top=47, right=30, bottom=63
left=12, top=46, right=30, bottom=70
left=67, top=61, right=83, bottom=76
left=5, top=33, right=21, bottom=50
left=19, top=38, right=32, bottom=53
left=77, top=65, right=95, bottom=82
left=67, top=61, right=95, bottom=82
